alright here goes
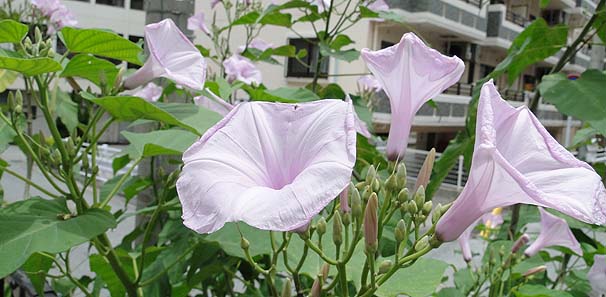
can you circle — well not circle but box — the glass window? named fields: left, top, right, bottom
left=285, top=38, right=329, bottom=78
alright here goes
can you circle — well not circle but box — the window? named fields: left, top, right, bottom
left=96, top=0, right=125, bottom=8
left=380, top=41, right=394, bottom=49
left=127, top=35, right=144, bottom=69
left=131, top=0, right=143, bottom=10
left=480, top=64, right=494, bottom=78
left=286, top=38, right=329, bottom=78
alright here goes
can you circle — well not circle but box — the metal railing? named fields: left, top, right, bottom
left=80, top=143, right=139, bottom=182
left=460, top=0, right=483, bottom=9
left=501, top=89, right=526, bottom=102
left=506, top=10, right=528, bottom=27
left=444, top=82, right=475, bottom=97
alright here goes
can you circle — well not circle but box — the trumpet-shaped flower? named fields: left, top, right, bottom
left=524, top=208, right=582, bottom=257
left=223, top=55, right=262, bottom=85
left=237, top=38, right=274, bottom=53
left=365, top=0, right=389, bottom=12
left=194, top=89, right=233, bottom=116
left=187, top=11, right=211, bottom=35
left=124, top=19, right=206, bottom=91
left=31, top=0, right=61, bottom=16
left=177, top=99, right=356, bottom=233
left=122, top=82, right=163, bottom=102
left=436, top=81, right=606, bottom=242
left=588, top=255, right=606, bottom=295
left=357, top=75, right=382, bottom=92
left=361, top=33, right=464, bottom=160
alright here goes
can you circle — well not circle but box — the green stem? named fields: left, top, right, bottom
left=304, top=238, right=338, bottom=265
left=3, top=167, right=60, bottom=198
left=337, top=263, right=349, bottom=296
left=94, top=235, right=138, bottom=296
left=139, top=243, right=198, bottom=287
left=99, top=157, right=143, bottom=207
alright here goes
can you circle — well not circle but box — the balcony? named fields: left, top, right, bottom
left=505, top=10, right=528, bottom=27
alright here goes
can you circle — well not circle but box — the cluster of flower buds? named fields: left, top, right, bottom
left=7, top=90, right=23, bottom=114
left=21, top=27, right=54, bottom=59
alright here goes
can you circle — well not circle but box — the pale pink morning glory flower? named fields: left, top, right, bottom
left=458, top=209, right=505, bottom=262
left=122, top=82, right=163, bottom=102
left=187, top=11, right=211, bottom=35
left=365, top=0, right=389, bottom=12
left=50, top=6, right=77, bottom=29
left=588, top=254, right=606, bottom=295
left=361, top=33, right=464, bottom=161
left=177, top=99, right=356, bottom=233
left=482, top=208, right=503, bottom=229
left=223, top=55, right=262, bottom=85
left=124, top=19, right=206, bottom=91
left=357, top=75, right=382, bottom=92
left=436, top=81, right=606, bottom=242
left=31, top=0, right=61, bottom=16
left=237, top=38, right=274, bottom=53
left=458, top=222, right=475, bottom=262
left=194, top=89, right=234, bottom=116
left=524, top=208, right=582, bottom=256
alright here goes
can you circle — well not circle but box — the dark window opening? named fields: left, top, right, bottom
left=96, top=0, right=125, bottom=8
left=130, top=0, right=143, bottom=10
left=286, top=38, right=329, bottom=78
left=127, top=35, right=144, bottom=69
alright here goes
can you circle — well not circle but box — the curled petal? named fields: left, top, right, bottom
left=122, top=82, right=163, bottom=102
left=357, top=75, right=382, bottom=92
left=237, top=38, right=274, bottom=53
left=223, top=55, right=262, bottom=85
left=524, top=208, right=582, bottom=257
left=436, top=81, right=606, bottom=242
left=124, top=19, right=206, bottom=90
left=187, top=12, right=211, bottom=35
left=177, top=100, right=356, bottom=233
left=361, top=33, right=464, bottom=160
left=458, top=222, right=476, bottom=262
left=365, top=0, right=389, bottom=11
left=194, top=89, right=234, bottom=116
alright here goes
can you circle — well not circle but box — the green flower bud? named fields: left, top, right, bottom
left=355, top=181, right=366, bottom=190
left=23, top=37, right=33, bottom=50
left=114, top=66, right=126, bottom=90
left=351, top=187, right=363, bottom=221
left=414, top=236, right=429, bottom=252
left=432, top=203, right=442, bottom=224
left=395, top=219, right=407, bottom=243
left=15, top=90, right=23, bottom=108
left=364, top=193, right=378, bottom=254
left=333, top=212, right=343, bottom=246
left=440, top=202, right=452, bottom=214
left=316, top=217, right=327, bottom=236
left=342, top=212, right=351, bottom=227
left=65, top=137, right=75, bottom=156
left=81, top=154, right=89, bottom=170
left=522, top=266, right=546, bottom=277
left=378, top=260, right=393, bottom=274
left=34, top=27, right=42, bottom=43
left=7, top=92, right=14, bottom=111
left=39, top=47, right=49, bottom=57
left=361, top=185, right=371, bottom=203
left=422, top=201, right=433, bottom=216
left=385, top=174, right=398, bottom=192
left=45, top=39, right=52, bottom=49
left=47, top=48, right=55, bottom=58
left=240, top=237, right=250, bottom=250
left=50, top=149, right=61, bottom=166
left=371, top=178, right=380, bottom=192
left=397, top=188, right=409, bottom=204
left=396, top=163, right=407, bottom=188
left=365, top=165, right=376, bottom=184
left=92, top=165, right=99, bottom=175
left=414, top=186, right=426, bottom=210
left=407, top=200, right=417, bottom=214
left=281, top=279, right=292, bottom=297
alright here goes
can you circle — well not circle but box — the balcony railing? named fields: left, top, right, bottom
left=506, top=10, right=528, bottom=27
left=501, top=89, right=526, bottom=102
left=459, top=0, right=483, bottom=9
left=444, top=82, right=475, bottom=97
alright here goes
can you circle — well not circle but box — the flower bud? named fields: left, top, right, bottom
left=385, top=174, right=398, bottom=192
left=47, top=48, right=55, bottom=58
left=342, top=212, right=351, bottom=226
left=397, top=188, right=409, bottom=204
left=316, top=217, right=327, bottom=236
left=522, top=265, right=546, bottom=277
left=310, top=276, right=321, bottom=297
left=281, top=279, right=291, bottom=297
left=240, top=237, right=250, bottom=250
left=395, top=219, right=407, bottom=243
left=414, top=186, right=426, bottom=210
left=320, top=263, right=330, bottom=281
left=414, top=148, right=435, bottom=190
left=50, top=149, right=61, bottom=166
left=432, top=203, right=442, bottom=224
left=407, top=200, right=418, bottom=214
left=371, top=178, right=380, bottom=192
left=114, top=66, right=126, bottom=90
left=366, top=165, right=376, bottom=184
left=422, top=201, right=433, bottom=216
left=333, top=211, right=343, bottom=246
left=511, top=233, right=530, bottom=253
left=7, top=92, right=14, bottom=111
left=378, top=260, right=393, bottom=274
left=23, top=37, right=33, bottom=50
left=440, top=202, right=452, bottom=214
left=361, top=185, right=371, bottom=203
left=355, top=181, right=366, bottom=190
left=15, top=90, right=23, bottom=109
left=364, top=192, right=378, bottom=254
left=34, top=27, right=42, bottom=43
left=396, top=163, right=407, bottom=188
left=414, top=235, right=429, bottom=252
left=81, top=154, right=89, bottom=170
left=340, top=184, right=351, bottom=213
left=351, top=187, right=363, bottom=220
left=92, top=165, right=99, bottom=175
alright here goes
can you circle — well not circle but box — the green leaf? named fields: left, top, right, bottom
left=0, top=197, right=116, bottom=278
left=0, top=119, right=16, bottom=154
left=89, top=250, right=135, bottom=297
left=82, top=94, right=221, bottom=135
left=121, top=129, right=198, bottom=159
left=570, top=126, right=598, bottom=149
left=0, top=50, right=62, bottom=76
left=204, top=223, right=272, bottom=259
left=504, top=19, right=567, bottom=84
left=112, top=154, right=131, bottom=175
left=375, top=258, right=449, bottom=297
left=52, top=89, right=79, bottom=133
left=21, top=252, right=54, bottom=296
left=454, top=268, right=475, bottom=295
left=426, top=133, right=474, bottom=199
left=539, top=70, right=606, bottom=135
left=330, top=34, right=354, bottom=50
left=0, top=20, right=28, bottom=44
left=593, top=1, right=606, bottom=43
left=319, top=42, right=360, bottom=62
left=60, top=27, right=143, bottom=66
left=513, top=284, right=573, bottom=297
left=0, top=69, right=18, bottom=92
left=247, top=86, right=320, bottom=103
left=61, top=54, right=118, bottom=86
left=436, top=288, right=466, bottom=297
left=356, top=136, right=388, bottom=173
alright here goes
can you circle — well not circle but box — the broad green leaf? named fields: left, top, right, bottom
left=0, top=119, right=16, bottom=154
left=504, top=19, right=567, bottom=84
left=82, top=94, right=221, bottom=135
left=513, top=284, right=573, bottom=297
left=89, top=249, right=135, bottom=297
left=454, top=268, right=475, bottom=294
left=317, top=83, right=346, bottom=99
left=0, top=197, right=116, bottom=278
left=0, top=50, right=62, bottom=76
left=99, top=174, right=150, bottom=203
left=593, top=1, right=606, bottom=43
left=61, top=54, right=119, bottom=86
left=0, top=69, right=18, bottom=92
left=60, top=27, right=142, bottom=65
left=21, top=252, right=54, bottom=296
left=121, top=129, right=198, bottom=158
left=0, top=20, right=28, bottom=44
left=112, top=154, right=131, bottom=174
left=319, top=43, right=360, bottom=62
left=437, top=288, right=466, bottom=297
left=247, top=86, right=320, bottom=103
left=539, top=70, right=606, bottom=135
left=375, top=258, right=449, bottom=297
left=570, top=126, right=598, bottom=149
left=330, top=34, right=354, bottom=50
left=52, top=89, right=79, bottom=133
left=204, top=223, right=273, bottom=259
